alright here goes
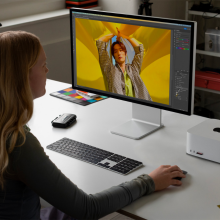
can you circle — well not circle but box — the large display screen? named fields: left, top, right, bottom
left=70, top=9, right=195, bottom=115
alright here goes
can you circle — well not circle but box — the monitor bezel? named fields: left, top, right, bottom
left=70, top=8, right=196, bottom=116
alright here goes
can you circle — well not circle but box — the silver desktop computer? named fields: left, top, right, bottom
left=70, top=8, right=197, bottom=140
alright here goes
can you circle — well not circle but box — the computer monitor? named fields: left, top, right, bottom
left=70, top=8, right=197, bottom=140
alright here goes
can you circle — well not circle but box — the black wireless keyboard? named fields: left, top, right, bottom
left=46, top=137, right=143, bottom=175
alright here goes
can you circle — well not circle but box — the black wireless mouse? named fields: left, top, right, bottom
left=173, top=170, right=187, bottom=181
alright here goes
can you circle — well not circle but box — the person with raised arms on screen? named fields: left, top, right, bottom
left=96, top=27, right=152, bottom=101
left=0, top=31, right=186, bottom=220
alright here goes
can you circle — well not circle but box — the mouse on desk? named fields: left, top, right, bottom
left=173, top=170, right=187, bottom=181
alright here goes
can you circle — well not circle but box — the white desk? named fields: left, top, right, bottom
left=32, top=79, right=220, bottom=220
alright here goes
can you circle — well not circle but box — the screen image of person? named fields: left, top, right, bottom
left=75, top=18, right=171, bottom=105
left=96, top=27, right=152, bottom=100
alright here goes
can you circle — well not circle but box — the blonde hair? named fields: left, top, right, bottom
left=0, top=31, right=41, bottom=190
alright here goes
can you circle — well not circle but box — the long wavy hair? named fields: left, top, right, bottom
left=0, top=31, right=41, bottom=190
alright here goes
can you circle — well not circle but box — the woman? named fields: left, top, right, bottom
left=0, top=31, right=185, bottom=220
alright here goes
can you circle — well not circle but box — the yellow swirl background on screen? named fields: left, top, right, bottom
left=75, top=18, right=171, bottom=105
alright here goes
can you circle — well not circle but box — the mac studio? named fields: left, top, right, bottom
left=187, top=119, right=220, bottom=163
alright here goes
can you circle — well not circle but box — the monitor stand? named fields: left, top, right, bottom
left=111, top=103, right=164, bottom=140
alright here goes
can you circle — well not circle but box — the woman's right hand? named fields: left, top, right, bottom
left=98, top=33, right=114, bottom=42
left=148, top=165, right=186, bottom=192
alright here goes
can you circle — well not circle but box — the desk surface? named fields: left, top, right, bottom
left=31, top=79, right=220, bottom=220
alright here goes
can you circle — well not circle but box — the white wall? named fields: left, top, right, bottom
left=0, top=13, right=71, bottom=83
left=152, top=0, right=187, bottom=19
left=0, top=0, right=65, bottom=21
left=99, top=0, right=188, bottom=20
left=99, top=0, right=142, bottom=15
